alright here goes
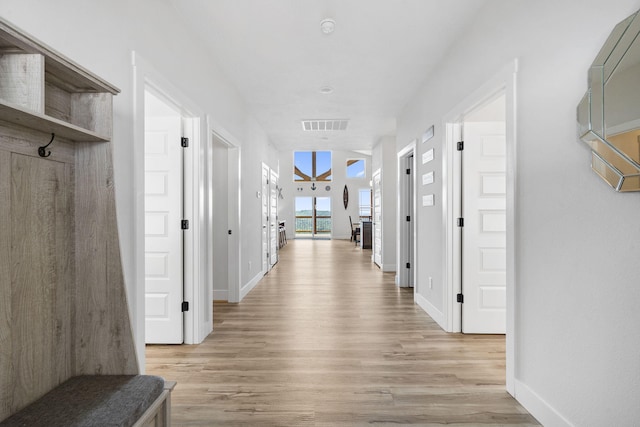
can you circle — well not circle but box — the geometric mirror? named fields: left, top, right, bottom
left=578, top=9, right=640, bottom=191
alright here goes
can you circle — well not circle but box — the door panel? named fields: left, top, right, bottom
left=261, top=164, right=269, bottom=273
left=269, top=170, right=278, bottom=267
left=144, top=112, right=184, bottom=344
left=373, top=171, right=382, bottom=267
left=461, top=119, right=507, bottom=334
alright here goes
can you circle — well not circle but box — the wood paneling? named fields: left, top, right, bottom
left=9, top=152, right=74, bottom=414
left=147, top=239, right=540, bottom=426
left=0, top=54, right=44, bottom=112
left=74, top=142, right=138, bottom=375
left=0, top=150, right=12, bottom=420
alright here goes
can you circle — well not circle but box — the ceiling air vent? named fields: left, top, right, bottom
left=301, top=119, right=349, bottom=131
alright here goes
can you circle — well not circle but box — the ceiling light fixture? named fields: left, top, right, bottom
left=319, top=86, right=334, bottom=94
left=320, top=18, right=336, bottom=34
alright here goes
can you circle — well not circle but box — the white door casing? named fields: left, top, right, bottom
left=461, top=117, right=507, bottom=334
left=270, top=170, right=279, bottom=267
left=144, top=110, right=184, bottom=344
left=373, top=169, right=382, bottom=267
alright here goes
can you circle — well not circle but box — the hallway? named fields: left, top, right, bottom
left=146, top=239, right=538, bottom=426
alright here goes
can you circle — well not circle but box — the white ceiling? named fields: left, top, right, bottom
left=168, top=0, right=488, bottom=152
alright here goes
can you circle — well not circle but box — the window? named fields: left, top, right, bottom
left=294, top=151, right=332, bottom=181
left=346, top=159, right=365, bottom=178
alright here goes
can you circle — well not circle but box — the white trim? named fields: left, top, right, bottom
left=514, top=379, right=573, bottom=427
left=396, top=140, right=417, bottom=289
left=132, top=52, right=209, bottom=356
left=240, top=271, right=264, bottom=300
left=442, top=59, right=518, bottom=395
left=415, top=293, right=445, bottom=329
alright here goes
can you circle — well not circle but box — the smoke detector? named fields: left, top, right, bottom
left=320, top=18, right=336, bottom=34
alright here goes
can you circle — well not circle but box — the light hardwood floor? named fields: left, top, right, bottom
left=146, top=239, right=539, bottom=426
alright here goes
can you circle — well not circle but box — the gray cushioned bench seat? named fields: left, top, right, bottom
left=0, top=375, right=165, bottom=427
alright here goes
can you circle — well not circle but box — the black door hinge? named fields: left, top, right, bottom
left=457, top=218, right=464, bottom=227
left=457, top=141, right=464, bottom=151
left=267, top=253, right=269, bottom=258
left=406, top=168, right=411, bottom=175
left=406, top=262, right=411, bottom=269
left=181, top=220, right=189, bottom=230
left=457, top=293, right=464, bottom=303
left=228, top=230, right=232, bottom=235
left=406, top=215, right=411, bottom=222
left=181, top=137, right=189, bottom=147
left=181, top=301, right=189, bottom=312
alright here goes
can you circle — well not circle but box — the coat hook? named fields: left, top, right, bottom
left=38, top=133, right=55, bottom=158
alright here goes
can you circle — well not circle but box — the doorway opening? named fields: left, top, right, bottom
left=295, top=196, right=332, bottom=239
left=397, top=142, right=416, bottom=288
left=262, top=164, right=280, bottom=272
left=210, top=133, right=231, bottom=302
left=443, top=61, right=517, bottom=394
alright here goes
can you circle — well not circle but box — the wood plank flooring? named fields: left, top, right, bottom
left=146, top=239, right=539, bottom=426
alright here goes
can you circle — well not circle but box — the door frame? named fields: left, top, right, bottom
left=207, top=129, right=239, bottom=304
left=397, top=140, right=417, bottom=289
left=133, top=52, right=208, bottom=365
left=207, top=118, right=241, bottom=303
left=442, top=60, right=518, bottom=394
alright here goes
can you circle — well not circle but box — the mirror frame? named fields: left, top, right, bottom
left=578, top=9, right=640, bottom=192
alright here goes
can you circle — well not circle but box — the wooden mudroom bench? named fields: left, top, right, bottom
left=0, top=376, right=175, bottom=427
left=0, top=17, right=174, bottom=427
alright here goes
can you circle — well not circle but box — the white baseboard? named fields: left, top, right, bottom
left=514, top=379, right=573, bottom=427
left=415, top=293, right=446, bottom=330
left=212, top=290, right=228, bottom=301
left=240, top=271, right=264, bottom=301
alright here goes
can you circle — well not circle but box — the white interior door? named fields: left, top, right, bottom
left=461, top=97, right=507, bottom=333
left=372, top=170, right=382, bottom=267
left=210, top=134, right=229, bottom=301
left=144, top=91, right=184, bottom=344
left=269, top=170, right=279, bottom=267
left=407, top=155, right=415, bottom=288
left=261, top=164, right=269, bottom=274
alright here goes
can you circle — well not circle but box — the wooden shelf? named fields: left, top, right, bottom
left=0, top=17, right=119, bottom=144
left=0, top=99, right=108, bottom=142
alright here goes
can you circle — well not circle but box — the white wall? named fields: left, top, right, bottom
left=397, top=0, right=640, bottom=425
left=278, top=150, right=371, bottom=240
left=0, top=0, right=278, bottom=366
left=372, top=136, right=397, bottom=272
